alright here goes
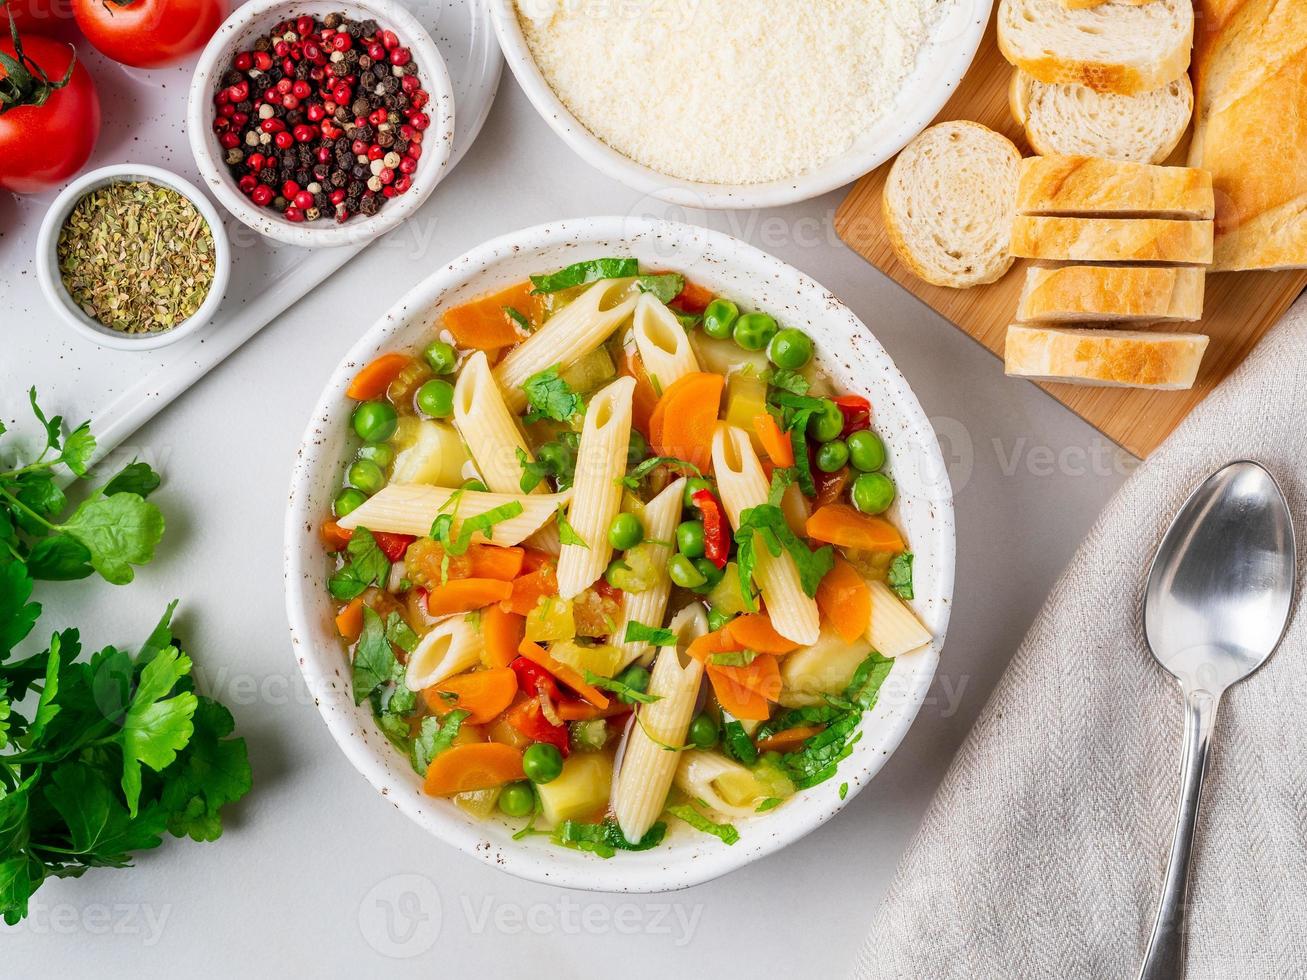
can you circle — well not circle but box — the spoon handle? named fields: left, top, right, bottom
left=1138, top=689, right=1219, bottom=980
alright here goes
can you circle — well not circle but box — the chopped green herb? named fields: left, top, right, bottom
left=619, top=455, right=702, bottom=490
left=523, top=366, right=586, bottom=425
left=756, top=797, right=782, bottom=813
left=721, top=718, right=758, bottom=765
left=888, top=552, right=914, bottom=600
left=733, top=503, right=833, bottom=609
left=765, top=368, right=811, bottom=396
left=556, top=507, right=587, bottom=548
left=667, top=803, right=739, bottom=845
left=584, top=670, right=661, bottom=704
left=635, top=273, right=684, bottom=304
left=329, top=527, right=391, bottom=601
left=622, top=621, right=676, bottom=646
left=530, top=258, right=639, bottom=294
left=839, top=782, right=849, bottom=800
left=503, top=306, right=531, bottom=331
left=552, top=817, right=665, bottom=857
left=516, top=447, right=553, bottom=493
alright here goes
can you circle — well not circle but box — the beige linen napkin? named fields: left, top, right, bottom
left=853, top=295, right=1307, bottom=980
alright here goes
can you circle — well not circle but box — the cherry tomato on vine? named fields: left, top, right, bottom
left=1, top=0, right=72, bottom=36
left=72, top=0, right=227, bottom=69
left=0, top=25, right=99, bottom=193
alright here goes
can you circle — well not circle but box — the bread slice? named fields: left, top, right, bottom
left=998, top=0, right=1193, bottom=95
left=1005, top=325, right=1209, bottom=388
left=1016, top=156, right=1214, bottom=219
left=1010, top=71, right=1192, bottom=165
left=882, top=121, right=1022, bottom=288
left=1059, top=0, right=1153, bottom=8
left=1010, top=216, right=1214, bottom=264
left=1016, top=266, right=1205, bottom=323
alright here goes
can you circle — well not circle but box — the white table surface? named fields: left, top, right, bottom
left=5, top=73, right=1135, bottom=977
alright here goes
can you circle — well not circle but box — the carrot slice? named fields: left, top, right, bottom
left=671, top=279, right=713, bottom=314
left=442, top=281, right=536, bottom=350
left=519, top=548, right=553, bottom=573
left=806, top=504, right=906, bottom=552
left=754, top=724, right=826, bottom=754
left=423, top=742, right=524, bottom=796
left=816, top=556, right=871, bottom=643
left=425, top=668, right=518, bottom=725
left=321, top=519, right=353, bottom=552
left=686, top=628, right=740, bottom=664
left=481, top=605, right=525, bottom=668
left=724, top=613, right=801, bottom=655
left=467, top=545, right=525, bottom=581
left=346, top=353, right=410, bottom=400
left=707, top=655, right=781, bottom=721
left=335, top=597, right=365, bottom=641
left=502, top=563, right=558, bottom=616
left=517, top=641, right=610, bottom=709
left=651, top=372, right=724, bottom=473
left=425, top=578, right=513, bottom=617
left=752, top=413, right=794, bottom=467
left=617, top=345, right=660, bottom=436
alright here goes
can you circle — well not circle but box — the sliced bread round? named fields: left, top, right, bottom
left=1010, top=70, right=1192, bottom=163
left=882, top=121, right=1022, bottom=289
left=998, top=0, right=1193, bottom=95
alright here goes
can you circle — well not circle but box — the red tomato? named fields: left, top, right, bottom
left=2, top=0, right=74, bottom=35
left=72, top=0, right=227, bottom=69
left=0, top=33, right=99, bottom=193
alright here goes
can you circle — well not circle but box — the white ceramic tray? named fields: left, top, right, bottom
left=0, top=0, right=500, bottom=464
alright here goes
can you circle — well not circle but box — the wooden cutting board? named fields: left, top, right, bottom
left=834, top=19, right=1307, bottom=458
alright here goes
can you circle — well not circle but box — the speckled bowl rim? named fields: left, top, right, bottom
left=187, top=0, right=455, bottom=248
left=488, top=0, right=992, bottom=210
left=284, top=217, right=956, bottom=892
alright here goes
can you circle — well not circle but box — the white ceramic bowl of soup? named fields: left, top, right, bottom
left=488, top=0, right=991, bottom=210
left=284, top=216, right=955, bottom=891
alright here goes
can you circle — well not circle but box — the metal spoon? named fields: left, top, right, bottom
left=1138, top=460, right=1297, bottom=979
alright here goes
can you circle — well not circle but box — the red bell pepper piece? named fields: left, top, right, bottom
left=593, top=577, right=624, bottom=603
left=692, top=488, right=729, bottom=569
left=834, top=395, right=871, bottom=439
left=372, top=531, right=415, bottom=562
left=670, top=278, right=714, bottom=314
left=504, top=698, right=570, bottom=756
left=509, top=655, right=563, bottom=702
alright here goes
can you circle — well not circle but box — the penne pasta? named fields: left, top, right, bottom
left=867, top=579, right=932, bottom=657
left=405, top=613, right=485, bottom=690
left=613, top=606, right=708, bottom=842
left=631, top=292, right=699, bottom=393
left=612, top=477, right=686, bottom=670
left=493, top=278, right=638, bottom=411
left=711, top=424, right=821, bottom=645
left=337, top=483, right=570, bottom=545
left=674, top=750, right=775, bottom=819
left=556, top=376, right=635, bottom=599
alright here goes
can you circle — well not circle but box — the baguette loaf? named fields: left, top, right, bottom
left=1017, top=156, right=1213, bottom=219
left=1005, top=325, right=1208, bottom=389
left=1010, top=216, right=1214, bottom=264
left=1015, top=266, right=1205, bottom=323
left=882, top=121, right=1022, bottom=288
left=998, top=0, right=1193, bottom=95
left=1010, top=71, right=1192, bottom=164
left=1188, top=0, right=1307, bottom=270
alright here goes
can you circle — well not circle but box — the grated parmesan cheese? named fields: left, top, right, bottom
left=515, top=0, right=951, bottom=185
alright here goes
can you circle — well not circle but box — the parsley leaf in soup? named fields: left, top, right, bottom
left=523, top=367, right=586, bottom=425
left=765, top=368, right=810, bottom=396
left=720, top=718, right=758, bottom=765
left=667, top=803, right=739, bottom=845
left=413, top=709, right=468, bottom=774
left=556, top=507, right=587, bottom=548
left=351, top=606, right=398, bottom=705
left=733, top=503, right=834, bottom=605
left=517, top=447, right=552, bottom=493
left=328, top=527, right=391, bottom=600
left=101, top=461, right=162, bottom=498
left=385, top=614, right=419, bottom=654
left=619, top=455, right=701, bottom=490
left=622, top=621, right=676, bottom=646
left=529, top=258, right=639, bottom=294
left=58, top=492, right=166, bottom=585
left=503, top=305, right=531, bottom=332
left=584, top=670, right=661, bottom=704
left=888, top=552, right=915, bottom=600
left=453, top=502, right=524, bottom=553
left=552, top=818, right=666, bottom=858
left=635, top=273, right=684, bottom=305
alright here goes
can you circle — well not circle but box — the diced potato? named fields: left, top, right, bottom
left=779, top=628, right=868, bottom=707
left=453, top=787, right=501, bottom=819
left=537, top=752, right=613, bottom=826
left=690, top=334, right=769, bottom=377
left=390, top=419, right=470, bottom=486
left=550, top=640, right=623, bottom=677
left=724, top=372, right=767, bottom=451
left=526, top=596, right=575, bottom=642
left=706, top=562, right=752, bottom=616
left=560, top=347, right=616, bottom=394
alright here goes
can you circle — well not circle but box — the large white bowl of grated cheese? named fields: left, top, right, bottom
left=490, top=0, right=991, bottom=209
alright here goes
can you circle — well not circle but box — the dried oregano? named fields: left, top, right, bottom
left=56, top=180, right=216, bottom=334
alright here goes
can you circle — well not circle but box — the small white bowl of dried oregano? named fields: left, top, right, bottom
left=35, top=163, right=231, bottom=351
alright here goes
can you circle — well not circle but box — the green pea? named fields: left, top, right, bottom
left=691, top=557, right=724, bottom=593
left=537, top=441, right=569, bottom=474
left=807, top=400, right=844, bottom=442
left=422, top=340, right=457, bottom=375
left=688, top=713, right=719, bottom=749
left=461, top=478, right=488, bottom=493
left=815, top=439, right=849, bottom=474
left=626, top=429, right=648, bottom=468
left=522, top=743, right=564, bottom=784
left=498, top=781, right=535, bottom=817
left=675, top=520, right=706, bottom=558
left=608, top=512, right=643, bottom=550
left=616, top=665, right=651, bottom=704
left=357, top=442, right=394, bottom=468
left=347, top=458, right=386, bottom=495
left=846, top=429, right=887, bottom=472
left=683, top=476, right=714, bottom=508
left=333, top=487, right=368, bottom=518
left=351, top=400, right=398, bottom=443
left=767, top=328, right=813, bottom=370
left=416, top=379, right=455, bottom=419
left=702, top=298, right=739, bottom=340
left=733, top=312, right=778, bottom=352
left=851, top=472, right=896, bottom=515
left=667, top=553, right=707, bottom=589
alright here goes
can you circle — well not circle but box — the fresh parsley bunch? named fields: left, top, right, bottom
left=0, top=390, right=252, bottom=924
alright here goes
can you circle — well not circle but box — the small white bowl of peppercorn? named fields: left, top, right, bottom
left=35, top=163, right=232, bottom=351
left=187, top=0, right=455, bottom=248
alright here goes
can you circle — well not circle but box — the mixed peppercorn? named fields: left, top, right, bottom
left=211, top=11, right=430, bottom=224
